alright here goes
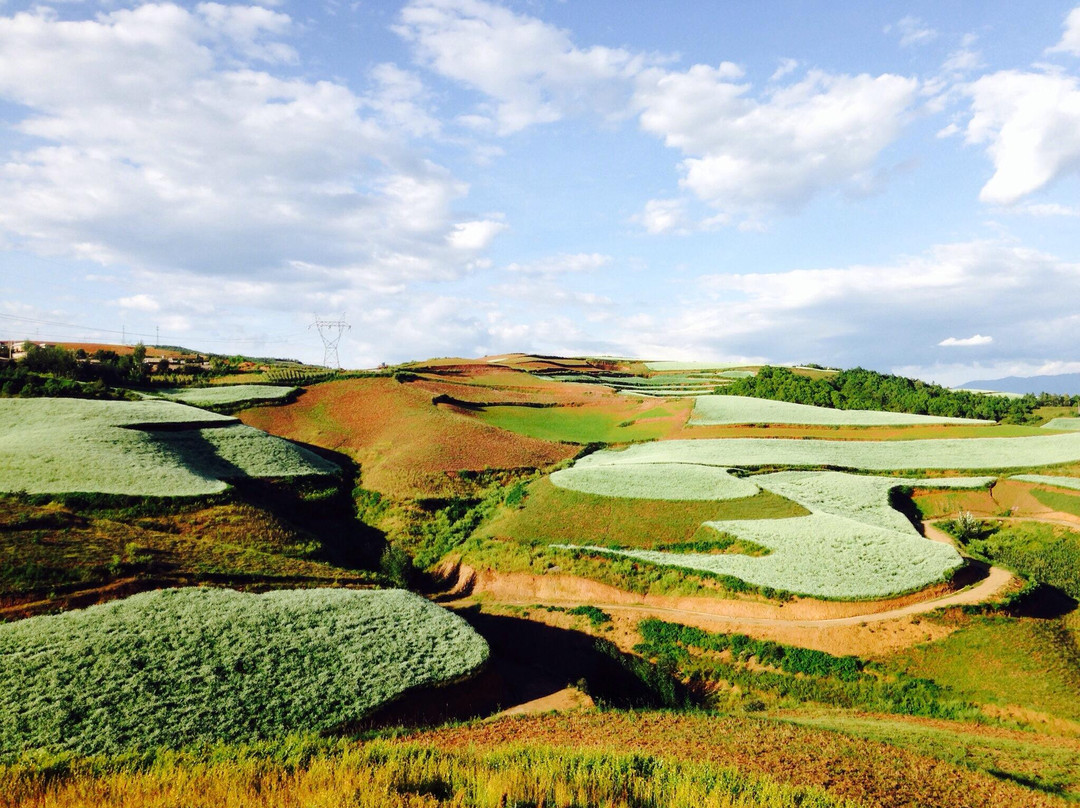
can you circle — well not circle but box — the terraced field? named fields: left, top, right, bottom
left=0, top=398, right=337, bottom=496
left=0, top=587, right=488, bottom=756
left=691, top=395, right=994, bottom=426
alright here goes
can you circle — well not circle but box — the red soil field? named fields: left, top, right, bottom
left=240, top=377, right=577, bottom=498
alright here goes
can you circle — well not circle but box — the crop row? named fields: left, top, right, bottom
left=690, top=395, right=993, bottom=427
left=0, top=398, right=338, bottom=496
left=574, top=433, right=1080, bottom=471
left=0, top=587, right=489, bottom=757
left=551, top=462, right=760, bottom=501
left=558, top=471, right=990, bottom=599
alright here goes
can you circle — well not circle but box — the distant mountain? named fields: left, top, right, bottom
left=958, top=373, right=1080, bottom=395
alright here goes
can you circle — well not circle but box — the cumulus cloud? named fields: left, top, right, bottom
left=634, top=67, right=919, bottom=220
left=396, top=0, right=649, bottom=134
left=963, top=69, right=1080, bottom=204
left=0, top=3, right=497, bottom=292
left=938, top=334, right=993, bottom=347
left=1048, top=6, right=1080, bottom=56
left=447, top=218, right=508, bottom=250
left=613, top=241, right=1080, bottom=382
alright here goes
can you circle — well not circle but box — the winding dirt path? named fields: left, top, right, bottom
left=446, top=522, right=1015, bottom=630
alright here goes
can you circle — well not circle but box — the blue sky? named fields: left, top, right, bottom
left=2, top=0, right=1080, bottom=383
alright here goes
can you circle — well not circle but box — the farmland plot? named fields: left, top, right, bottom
left=690, top=395, right=994, bottom=426
left=551, top=462, right=760, bottom=501
left=572, top=433, right=1080, bottom=472
left=561, top=472, right=989, bottom=599
left=1042, top=417, right=1080, bottom=431
left=0, top=587, right=489, bottom=756
left=1010, top=474, right=1080, bottom=491
left=0, top=398, right=337, bottom=496
left=155, top=384, right=298, bottom=409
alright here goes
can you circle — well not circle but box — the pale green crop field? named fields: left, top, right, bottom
left=0, top=587, right=489, bottom=757
left=0, top=398, right=338, bottom=496
left=551, top=462, right=761, bottom=501
left=690, top=395, right=994, bottom=427
left=562, top=472, right=990, bottom=599
left=1010, top=474, right=1080, bottom=490
left=573, top=433, right=1080, bottom=472
left=155, top=384, right=298, bottom=408
left=1042, top=417, right=1080, bottom=431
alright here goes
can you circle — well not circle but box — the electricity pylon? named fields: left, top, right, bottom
left=310, top=315, right=350, bottom=369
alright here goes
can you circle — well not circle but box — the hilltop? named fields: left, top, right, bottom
left=1, top=351, right=1079, bottom=807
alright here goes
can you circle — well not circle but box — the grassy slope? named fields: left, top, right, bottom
left=405, top=711, right=1065, bottom=808
left=0, top=739, right=850, bottom=808
left=0, top=491, right=381, bottom=610
left=479, top=476, right=808, bottom=549
left=890, top=615, right=1080, bottom=725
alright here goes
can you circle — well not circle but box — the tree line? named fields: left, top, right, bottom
left=716, top=366, right=1070, bottom=423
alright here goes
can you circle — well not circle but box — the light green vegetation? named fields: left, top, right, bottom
left=479, top=477, right=808, bottom=550
left=635, top=620, right=973, bottom=720
left=155, top=384, right=297, bottom=409
left=1042, top=417, right=1080, bottom=430
left=0, top=398, right=337, bottom=496
left=0, top=587, right=489, bottom=757
left=0, top=740, right=851, bottom=808
left=891, top=615, right=1080, bottom=724
left=644, top=361, right=757, bottom=371
left=953, top=388, right=1027, bottom=399
left=690, top=395, right=994, bottom=427
left=1010, top=474, right=1080, bottom=490
left=1029, top=488, right=1080, bottom=519
left=573, top=432, right=1080, bottom=471
left=476, top=404, right=675, bottom=443
left=783, top=712, right=1080, bottom=801
left=551, top=463, right=760, bottom=501
left=558, top=472, right=991, bottom=599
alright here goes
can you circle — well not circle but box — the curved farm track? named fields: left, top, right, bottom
left=440, top=523, right=1015, bottom=656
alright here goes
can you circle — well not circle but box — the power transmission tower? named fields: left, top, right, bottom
left=310, top=315, right=351, bottom=369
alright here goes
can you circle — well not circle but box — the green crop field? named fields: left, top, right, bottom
left=690, top=395, right=994, bottom=426
left=551, top=462, right=761, bottom=500
left=1011, top=474, right=1080, bottom=490
left=557, top=472, right=990, bottom=599
left=155, top=384, right=298, bottom=409
left=475, top=402, right=680, bottom=443
left=572, top=432, right=1080, bottom=471
left=0, top=587, right=488, bottom=757
left=1042, top=417, right=1080, bottom=430
left=0, top=398, right=338, bottom=496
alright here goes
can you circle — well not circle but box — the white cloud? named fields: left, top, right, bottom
left=1048, top=6, right=1080, bottom=56
left=886, top=16, right=938, bottom=48
left=938, top=334, right=993, bottom=347
left=633, top=198, right=691, bottom=235
left=770, top=58, right=799, bottom=82
left=634, top=67, right=918, bottom=219
left=117, top=294, right=160, bottom=312
left=447, top=218, right=508, bottom=250
left=615, top=241, right=1080, bottom=378
left=504, top=252, right=611, bottom=276
left=0, top=3, right=491, bottom=293
left=964, top=69, right=1080, bottom=204
left=396, top=0, right=649, bottom=134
